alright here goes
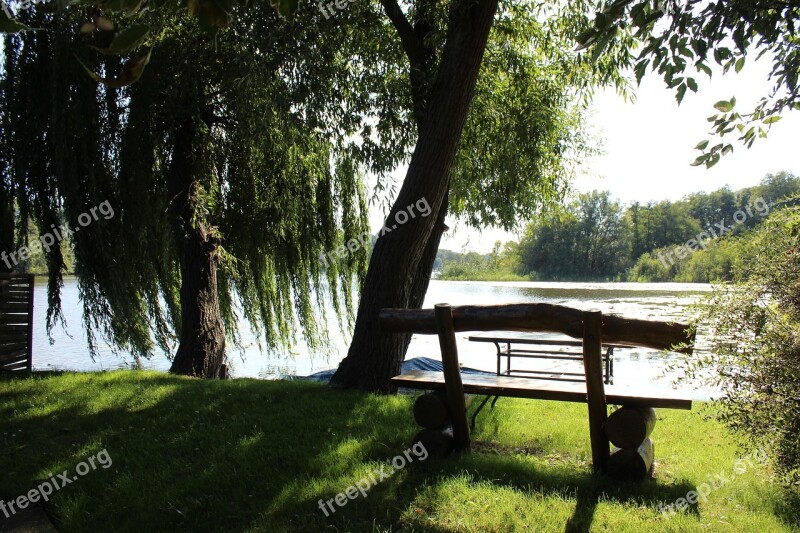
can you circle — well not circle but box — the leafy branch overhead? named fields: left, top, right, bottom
left=0, top=0, right=298, bottom=36
left=1, top=0, right=298, bottom=85
left=73, top=14, right=153, bottom=87
left=578, top=0, right=800, bottom=167
left=1, top=9, right=31, bottom=32
left=76, top=49, right=152, bottom=88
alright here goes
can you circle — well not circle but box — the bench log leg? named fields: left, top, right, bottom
left=435, top=304, right=471, bottom=453
left=583, top=310, right=610, bottom=473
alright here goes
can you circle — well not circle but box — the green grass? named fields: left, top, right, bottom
left=0, top=371, right=796, bottom=532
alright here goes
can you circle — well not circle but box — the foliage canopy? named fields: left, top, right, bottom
left=579, top=0, right=800, bottom=167
left=0, top=6, right=408, bottom=358
left=686, top=203, right=800, bottom=486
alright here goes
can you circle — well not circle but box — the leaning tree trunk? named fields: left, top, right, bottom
left=167, top=120, right=226, bottom=378
left=330, top=0, right=499, bottom=392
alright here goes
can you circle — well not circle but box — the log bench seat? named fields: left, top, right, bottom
left=382, top=302, right=696, bottom=476
left=392, top=369, right=692, bottom=410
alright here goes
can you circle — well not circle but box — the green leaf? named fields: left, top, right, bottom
left=691, top=38, right=708, bottom=57
left=107, top=25, right=150, bottom=54
left=189, top=0, right=233, bottom=27
left=734, top=57, right=745, bottom=73
left=706, top=153, right=721, bottom=168
left=575, top=29, right=599, bottom=51
left=630, top=2, right=645, bottom=26
left=690, top=154, right=708, bottom=167
left=676, top=82, right=687, bottom=104
left=696, top=62, right=712, bottom=77
left=105, top=0, right=146, bottom=12
left=713, top=100, right=734, bottom=112
left=0, top=10, right=32, bottom=33
left=686, top=77, right=698, bottom=92
left=634, top=59, right=649, bottom=85
left=75, top=49, right=152, bottom=88
left=270, top=0, right=298, bottom=18
left=763, top=115, right=782, bottom=125
left=591, top=31, right=614, bottom=63
left=695, top=140, right=709, bottom=150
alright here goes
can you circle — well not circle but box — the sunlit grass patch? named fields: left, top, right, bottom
left=0, top=371, right=796, bottom=532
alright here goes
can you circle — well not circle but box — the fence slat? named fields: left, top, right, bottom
left=0, top=273, right=34, bottom=372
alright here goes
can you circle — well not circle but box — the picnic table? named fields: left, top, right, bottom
left=468, top=331, right=623, bottom=385
left=466, top=331, right=627, bottom=429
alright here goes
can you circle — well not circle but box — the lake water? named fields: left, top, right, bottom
left=29, top=278, right=714, bottom=397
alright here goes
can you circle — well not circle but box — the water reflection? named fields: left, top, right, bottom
left=30, top=278, right=712, bottom=396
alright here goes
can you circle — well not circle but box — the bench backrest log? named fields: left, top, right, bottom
left=381, top=302, right=695, bottom=472
left=380, top=303, right=695, bottom=354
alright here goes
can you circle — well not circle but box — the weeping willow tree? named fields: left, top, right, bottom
left=0, top=5, right=410, bottom=376
left=0, top=124, right=12, bottom=273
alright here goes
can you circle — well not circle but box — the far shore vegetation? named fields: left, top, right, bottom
left=436, top=172, right=800, bottom=283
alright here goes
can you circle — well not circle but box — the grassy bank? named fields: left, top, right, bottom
left=437, top=270, right=529, bottom=282
left=1, top=371, right=796, bottom=532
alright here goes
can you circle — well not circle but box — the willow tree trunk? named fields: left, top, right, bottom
left=0, top=183, right=14, bottom=274
left=330, top=0, right=499, bottom=392
left=167, top=120, right=226, bottom=378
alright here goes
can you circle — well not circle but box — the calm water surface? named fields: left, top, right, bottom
left=30, top=278, right=713, bottom=397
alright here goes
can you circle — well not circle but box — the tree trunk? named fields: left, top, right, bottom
left=167, top=120, right=226, bottom=379
left=0, top=183, right=14, bottom=274
left=331, top=0, right=499, bottom=392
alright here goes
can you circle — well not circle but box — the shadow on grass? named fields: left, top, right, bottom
left=0, top=371, right=795, bottom=532
left=1, top=373, right=423, bottom=531
left=773, top=487, right=800, bottom=531
left=446, top=452, right=697, bottom=532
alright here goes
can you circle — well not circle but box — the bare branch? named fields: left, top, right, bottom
left=380, top=0, right=424, bottom=69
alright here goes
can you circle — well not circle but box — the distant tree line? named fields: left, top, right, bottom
left=437, top=172, right=800, bottom=282
left=434, top=242, right=524, bottom=281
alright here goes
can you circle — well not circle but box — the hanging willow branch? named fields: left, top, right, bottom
left=1, top=5, right=409, bottom=360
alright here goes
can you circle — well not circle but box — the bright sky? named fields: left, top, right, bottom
left=419, top=56, right=800, bottom=254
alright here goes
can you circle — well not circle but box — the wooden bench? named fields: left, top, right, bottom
left=393, top=370, right=692, bottom=409
left=382, top=303, right=694, bottom=475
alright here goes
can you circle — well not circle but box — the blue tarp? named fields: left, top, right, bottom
left=303, top=356, right=493, bottom=383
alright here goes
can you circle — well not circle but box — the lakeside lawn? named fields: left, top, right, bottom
left=1, top=371, right=796, bottom=532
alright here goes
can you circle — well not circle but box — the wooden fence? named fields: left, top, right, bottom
left=0, top=273, right=34, bottom=372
